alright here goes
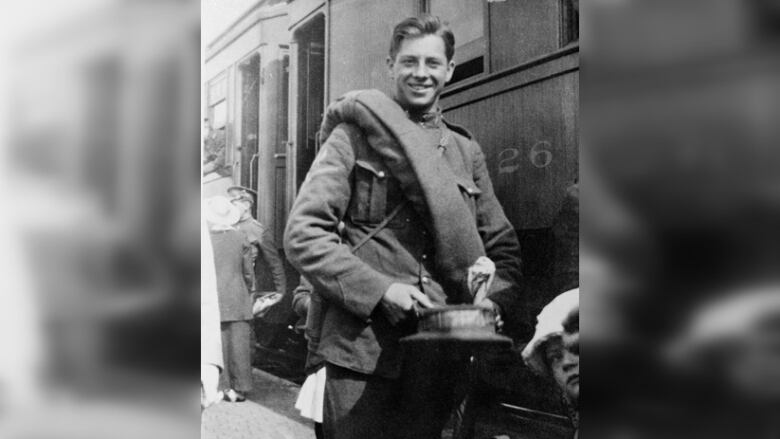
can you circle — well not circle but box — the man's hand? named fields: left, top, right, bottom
left=476, top=298, right=504, bottom=332
left=253, top=292, right=282, bottom=318
left=380, top=283, right=433, bottom=325
left=201, top=364, right=222, bottom=410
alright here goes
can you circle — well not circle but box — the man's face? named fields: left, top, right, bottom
left=232, top=200, right=252, bottom=218
left=545, top=339, right=580, bottom=405
left=387, top=34, right=455, bottom=113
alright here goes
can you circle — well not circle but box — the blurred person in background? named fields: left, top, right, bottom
left=202, top=118, right=229, bottom=179
left=201, top=217, right=222, bottom=410
left=663, top=284, right=780, bottom=436
left=205, top=196, right=254, bottom=403
left=230, top=191, right=287, bottom=309
left=226, top=185, right=257, bottom=201
left=522, top=289, right=580, bottom=438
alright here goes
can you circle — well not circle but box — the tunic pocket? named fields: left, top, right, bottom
left=349, top=159, right=388, bottom=224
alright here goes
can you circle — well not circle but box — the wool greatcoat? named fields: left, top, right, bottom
left=210, top=227, right=254, bottom=394
left=210, top=229, right=254, bottom=322
left=284, top=91, right=522, bottom=380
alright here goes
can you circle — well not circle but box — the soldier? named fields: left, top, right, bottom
left=284, top=15, right=522, bottom=439
left=230, top=191, right=287, bottom=303
left=205, top=196, right=254, bottom=403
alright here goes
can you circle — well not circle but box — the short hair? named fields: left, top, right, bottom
left=389, top=14, right=455, bottom=62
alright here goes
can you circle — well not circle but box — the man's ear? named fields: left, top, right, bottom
left=386, top=56, right=395, bottom=78
left=445, top=60, right=456, bottom=83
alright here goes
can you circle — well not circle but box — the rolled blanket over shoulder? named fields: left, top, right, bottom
left=319, top=89, right=485, bottom=301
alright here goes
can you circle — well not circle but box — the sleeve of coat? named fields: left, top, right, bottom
left=246, top=241, right=259, bottom=292
left=470, top=141, right=523, bottom=316
left=257, top=227, right=288, bottom=296
left=241, top=238, right=254, bottom=294
left=284, top=124, right=395, bottom=321
left=201, top=220, right=223, bottom=371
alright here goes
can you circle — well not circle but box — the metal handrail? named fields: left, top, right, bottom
left=249, top=152, right=258, bottom=191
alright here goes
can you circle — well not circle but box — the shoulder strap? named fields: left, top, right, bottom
left=350, top=200, right=408, bottom=252
left=344, top=121, right=410, bottom=253
left=442, top=118, right=474, bottom=140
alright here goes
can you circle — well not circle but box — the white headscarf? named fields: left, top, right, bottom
left=522, top=289, right=580, bottom=376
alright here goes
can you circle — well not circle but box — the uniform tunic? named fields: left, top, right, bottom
left=234, top=218, right=288, bottom=296
left=210, top=229, right=253, bottom=322
left=284, top=99, right=522, bottom=379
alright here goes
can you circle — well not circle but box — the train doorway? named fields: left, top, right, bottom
left=238, top=53, right=260, bottom=190
left=291, top=14, right=325, bottom=194
left=273, top=52, right=290, bottom=243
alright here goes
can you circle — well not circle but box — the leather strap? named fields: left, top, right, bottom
left=350, top=200, right=408, bottom=252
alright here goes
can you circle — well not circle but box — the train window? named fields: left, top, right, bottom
left=207, top=74, right=226, bottom=104
left=449, top=56, right=484, bottom=85
left=427, top=0, right=486, bottom=84
left=561, top=0, right=579, bottom=46
left=210, top=101, right=227, bottom=129
left=292, top=14, right=325, bottom=191
left=207, top=74, right=227, bottom=129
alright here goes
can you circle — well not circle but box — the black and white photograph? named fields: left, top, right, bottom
left=4, top=1, right=780, bottom=438
left=201, top=1, right=579, bottom=438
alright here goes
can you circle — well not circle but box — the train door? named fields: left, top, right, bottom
left=289, top=14, right=325, bottom=201
left=238, top=53, right=261, bottom=191
left=273, top=50, right=290, bottom=244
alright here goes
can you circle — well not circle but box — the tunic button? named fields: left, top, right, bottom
left=405, top=218, right=411, bottom=223
left=422, top=276, right=430, bottom=284
left=422, top=254, right=428, bottom=260
left=378, top=171, right=385, bottom=178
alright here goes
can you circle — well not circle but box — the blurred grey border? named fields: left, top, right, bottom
left=582, top=0, right=780, bottom=437
left=1, top=1, right=200, bottom=438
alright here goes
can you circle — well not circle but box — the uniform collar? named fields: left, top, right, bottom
left=403, top=105, right=444, bottom=129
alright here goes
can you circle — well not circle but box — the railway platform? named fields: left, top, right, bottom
left=202, top=368, right=315, bottom=439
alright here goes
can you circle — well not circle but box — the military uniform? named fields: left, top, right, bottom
left=235, top=219, right=287, bottom=293
left=210, top=228, right=254, bottom=394
left=285, top=92, right=521, bottom=439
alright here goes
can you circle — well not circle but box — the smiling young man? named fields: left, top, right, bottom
left=285, top=15, right=522, bottom=439
left=387, top=25, right=454, bottom=114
